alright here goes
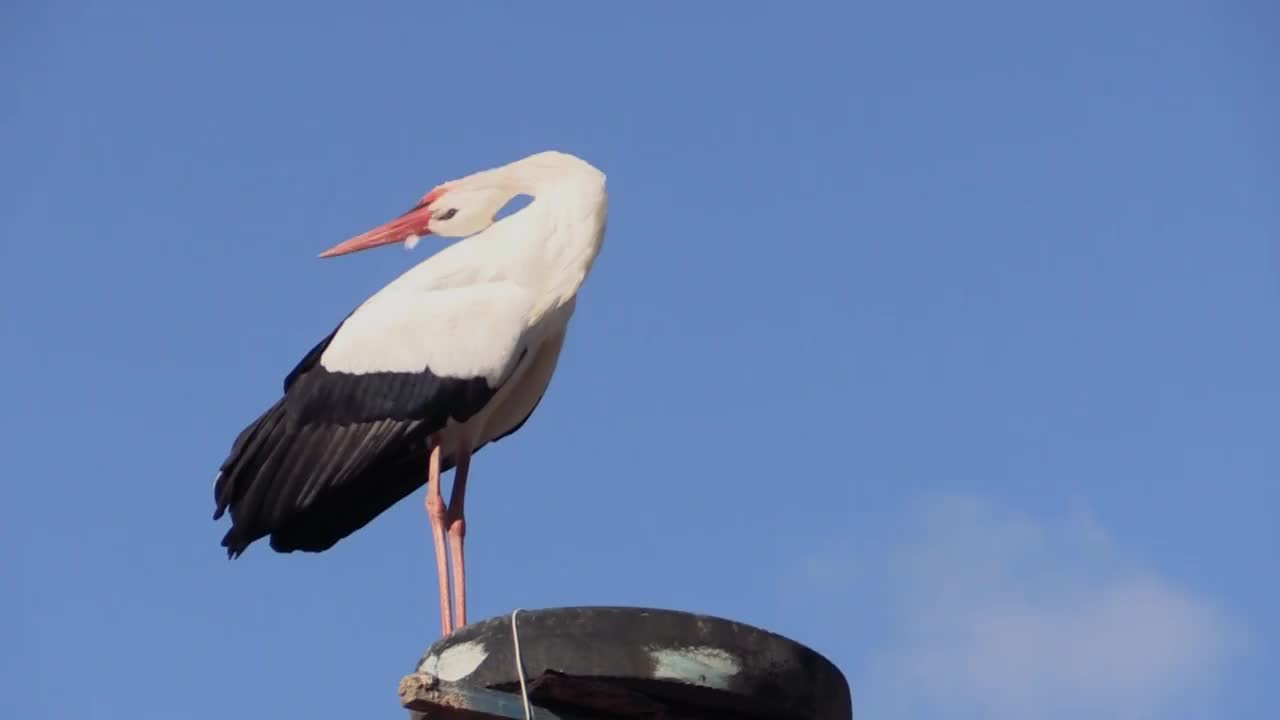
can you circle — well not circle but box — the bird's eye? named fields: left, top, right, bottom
left=437, top=208, right=459, bottom=221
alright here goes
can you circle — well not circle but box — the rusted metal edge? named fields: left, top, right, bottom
left=400, top=673, right=573, bottom=720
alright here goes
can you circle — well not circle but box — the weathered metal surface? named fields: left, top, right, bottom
left=405, top=607, right=851, bottom=720
left=400, top=673, right=569, bottom=720
left=523, top=670, right=672, bottom=717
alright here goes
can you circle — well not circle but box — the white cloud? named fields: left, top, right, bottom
left=797, top=495, right=1243, bottom=720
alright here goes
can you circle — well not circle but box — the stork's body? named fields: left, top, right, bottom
left=213, top=151, right=608, bottom=635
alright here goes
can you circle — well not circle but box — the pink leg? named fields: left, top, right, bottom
left=447, top=446, right=471, bottom=629
left=424, top=438, right=454, bottom=635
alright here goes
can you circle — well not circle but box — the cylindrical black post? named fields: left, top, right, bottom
left=401, top=607, right=851, bottom=720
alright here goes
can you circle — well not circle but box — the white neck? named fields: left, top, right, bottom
left=526, top=174, right=609, bottom=321
left=458, top=152, right=609, bottom=323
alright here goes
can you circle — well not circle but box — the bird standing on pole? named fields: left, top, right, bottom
left=213, top=151, right=609, bottom=635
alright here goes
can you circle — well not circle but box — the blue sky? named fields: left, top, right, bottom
left=3, top=2, right=1276, bottom=718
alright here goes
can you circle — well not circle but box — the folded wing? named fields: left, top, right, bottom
left=213, top=282, right=533, bottom=557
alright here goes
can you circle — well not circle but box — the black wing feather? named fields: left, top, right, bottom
left=214, top=324, right=498, bottom=558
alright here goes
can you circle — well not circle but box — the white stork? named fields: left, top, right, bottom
left=213, top=150, right=608, bottom=635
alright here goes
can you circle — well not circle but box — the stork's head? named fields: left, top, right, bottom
left=318, top=151, right=600, bottom=258
left=318, top=182, right=511, bottom=258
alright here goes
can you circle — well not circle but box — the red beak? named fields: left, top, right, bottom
left=319, top=203, right=434, bottom=258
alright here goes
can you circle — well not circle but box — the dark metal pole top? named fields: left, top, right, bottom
left=402, top=607, right=851, bottom=720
